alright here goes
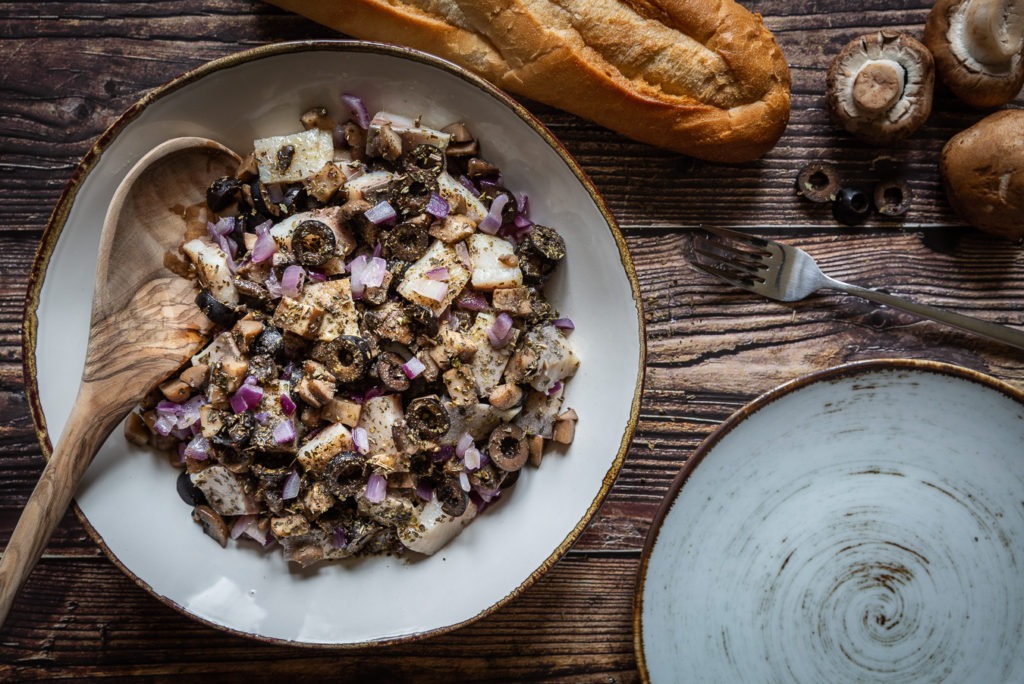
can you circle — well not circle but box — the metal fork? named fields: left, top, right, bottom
left=689, top=226, right=1024, bottom=350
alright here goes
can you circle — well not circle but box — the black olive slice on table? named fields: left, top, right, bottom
left=795, top=162, right=841, bottom=203
left=487, top=423, right=529, bottom=472
left=873, top=178, right=913, bottom=217
left=832, top=187, right=872, bottom=226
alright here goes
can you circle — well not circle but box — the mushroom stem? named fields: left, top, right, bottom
left=965, top=0, right=1024, bottom=65
left=852, top=60, right=906, bottom=113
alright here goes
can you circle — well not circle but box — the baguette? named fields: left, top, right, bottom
left=267, top=0, right=791, bottom=163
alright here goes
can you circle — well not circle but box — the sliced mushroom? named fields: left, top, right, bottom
left=925, top=0, right=1024, bottom=108
left=193, top=505, right=230, bottom=547
left=826, top=31, right=935, bottom=144
left=940, top=108, right=1024, bottom=239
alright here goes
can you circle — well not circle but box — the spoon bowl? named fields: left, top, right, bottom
left=0, top=137, right=239, bottom=624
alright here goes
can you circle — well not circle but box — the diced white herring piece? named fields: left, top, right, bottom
left=368, top=112, right=452, bottom=151
left=396, top=239, right=471, bottom=315
left=296, top=422, right=354, bottom=474
left=467, top=233, right=522, bottom=290
left=343, top=170, right=396, bottom=199
left=357, top=394, right=404, bottom=459
left=440, top=401, right=520, bottom=445
left=526, top=324, right=580, bottom=392
left=515, top=385, right=564, bottom=439
left=181, top=238, right=238, bottom=305
left=399, top=494, right=478, bottom=555
left=269, top=206, right=357, bottom=257
left=191, top=330, right=243, bottom=368
left=301, top=278, right=359, bottom=341
left=254, top=128, right=334, bottom=184
left=191, top=465, right=259, bottom=516
left=437, top=171, right=487, bottom=223
left=466, top=312, right=518, bottom=395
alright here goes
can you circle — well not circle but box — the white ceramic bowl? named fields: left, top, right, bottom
left=635, top=359, right=1024, bottom=683
left=23, top=41, right=644, bottom=646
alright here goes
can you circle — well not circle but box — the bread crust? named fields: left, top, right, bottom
left=268, top=0, right=791, bottom=162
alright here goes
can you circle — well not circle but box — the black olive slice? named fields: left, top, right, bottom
left=310, top=336, right=371, bottom=383
left=795, top=162, right=841, bottom=203
left=435, top=477, right=468, bottom=517
left=176, top=470, right=206, bottom=506
left=405, top=395, right=450, bottom=441
left=323, top=451, right=366, bottom=498
left=206, top=176, right=242, bottom=212
left=292, top=219, right=337, bottom=266
left=832, top=186, right=872, bottom=226
left=516, top=225, right=565, bottom=283
left=382, top=221, right=430, bottom=261
left=478, top=186, right=518, bottom=224
left=276, top=144, right=296, bottom=172
left=375, top=351, right=410, bottom=392
left=404, top=144, right=446, bottom=182
left=873, top=178, right=912, bottom=217
left=487, top=423, right=528, bottom=472
left=195, top=290, right=237, bottom=328
left=251, top=326, right=285, bottom=359
left=405, top=303, right=439, bottom=337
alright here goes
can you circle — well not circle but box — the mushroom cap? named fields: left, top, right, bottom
left=925, top=0, right=1024, bottom=108
left=826, top=31, right=935, bottom=144
left=940, top=108, right=1024, bottom=239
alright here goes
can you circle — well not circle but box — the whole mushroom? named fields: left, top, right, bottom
left=827, top=31, right=935, bottom=144
left=940, top=108, right=1024, bottom=239
left=925, top=0, right=1024, bottom=108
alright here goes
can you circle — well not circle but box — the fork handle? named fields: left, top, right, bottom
left=825, top=278, right=1024, bottom=350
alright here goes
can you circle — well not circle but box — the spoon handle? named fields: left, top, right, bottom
left=0, top=382, right=126, bottom=625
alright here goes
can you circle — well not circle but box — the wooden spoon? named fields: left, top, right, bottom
left=0, top=137, right=241, bottom=624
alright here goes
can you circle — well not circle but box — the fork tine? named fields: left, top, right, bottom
left=691, top=243, right=766, bottom=276
left=700, top=226, right=771, bottom=251
left=689, top=259, right=763, bottom=289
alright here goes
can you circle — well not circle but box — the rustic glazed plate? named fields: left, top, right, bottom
left=23, top=41, right=644, bottom=646
left=636, top=359, right=1024, bottom=683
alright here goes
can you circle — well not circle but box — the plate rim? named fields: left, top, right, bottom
left=632, top=357, right=1024, bottom=681
left=20, top=39, right=647, bottom=648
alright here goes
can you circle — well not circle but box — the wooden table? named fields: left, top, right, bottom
left=2, top=1, right=1023, bottom=680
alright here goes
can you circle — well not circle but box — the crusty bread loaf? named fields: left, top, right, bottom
left=267, top=0, right=791, bottom=163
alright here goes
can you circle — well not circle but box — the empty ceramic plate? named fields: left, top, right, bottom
left=635, top=359, right=1024, bottom=683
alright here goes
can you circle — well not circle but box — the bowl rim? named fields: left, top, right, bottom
left=632, top=357, right=1024, bottom=680
left=21, top=39, right=647, bottom=648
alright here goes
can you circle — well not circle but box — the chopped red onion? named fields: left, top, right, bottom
left=401, top=356, right=426, bottom=379
left=415, top=480, right=434, bottom=502
left=229, top=381, right=264, bottom=414
left=183, top=435, right=211, bottom=461
left=266, top=183, right=286, bottom=205
left=365, top=473, right=387, bottom=503
left=330, top=527, right=348, bottom=549
left=251, top=221, right=276, bottom=263
left=279, top=393, right=296, bottom=416
left=253, top=411, right=270, bottom=425
left=230, top=514, right=256, bottom=540
left=513, top=213, right=534, bottom=231
left=455, top=432, right=475, bottom=458
left=432, top=445, right=455, bottom=463
left=457, top=174, right=480, bottom=197
left=265, top=269, right=283, bottom=299
left=364, top=200, right=397, bottom=225
left=473, top=484, right=503, bottom=504
left=463, top=446, right=481, bottom=471
left=425, top=266, right=449, bottom=281
left=281, top=264, right=306, bottom=298
left=352, top=426, right=369, bottom=454
left=547, top=381, right=563, bottom=396
left=553, top=317, right=575, bottom=330
left=414, top=279, right=448, bottom=302
left=341, top=92, right=371, bottom=128
left=455, top=290, right=488, bottom=312
left=426, top=192, right=450, bottom=219
left=273, top=418, right=296, bottom=444
left=487, top=312, right=515, bottom=348
left=282, top=469, right=300, bottom=500
left=348, top=254, right=388, bottom=297
left=455, top=240, right=472, bottom=269
left=307, top=269, right=326, bottom=282
left=459, top=471, right=471, bottom=493
left=478, top=193, right=509, bottom=235
left=515, top=192, right=529, bottom=213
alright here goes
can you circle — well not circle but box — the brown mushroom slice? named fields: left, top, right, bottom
left=487, top=423, right=529, bottom=472
left=193, top=505, right=230, bottom=547
left=826, top=31, right=934, bottom=144
left=926, top=0, right=1024, bottom=108
left=940, top=108, right=1024, bottom=239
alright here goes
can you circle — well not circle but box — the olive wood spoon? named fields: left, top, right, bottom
left=0, top=137, right=240, bottom=625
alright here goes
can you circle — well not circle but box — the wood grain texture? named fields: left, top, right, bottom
left=2, top=0, right=1024, bottom=680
